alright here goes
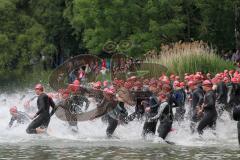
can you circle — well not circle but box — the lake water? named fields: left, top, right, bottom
left=0, top=91, right=239, bottom=160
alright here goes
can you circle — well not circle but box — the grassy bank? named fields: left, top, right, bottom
left=144, top=41, right=235, bottom=77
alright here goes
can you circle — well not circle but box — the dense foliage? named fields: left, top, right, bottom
left=0, top=0, right=239, bottom=77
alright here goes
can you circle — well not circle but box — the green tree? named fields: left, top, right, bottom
left=67, top=0, right=185, bottom=56
left=29, top=0, right=83, bottom=65
left=197, top=0, right=236, bottom=51
left=182, top=0, right=201, bottom=41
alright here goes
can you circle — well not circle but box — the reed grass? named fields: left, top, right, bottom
left=144, top=41, right=235, bottom=77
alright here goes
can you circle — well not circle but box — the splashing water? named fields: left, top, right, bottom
left=0, top=90, right=239, bottom=159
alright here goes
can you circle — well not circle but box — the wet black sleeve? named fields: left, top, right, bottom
left=169, top=94, right=178, bottom=108
left=20, top=112, right=30, bottom=121
left=36, top=95, right=49, bottom=115
left=216, top=83, right=224, bottom=100
left=8, top=117, right=16, bottom=127
left=49, top=97, right=56, bottom=116
left=149, top=96, right=159, bottom=109
left=196, top=91, right=204, bottom=106
left=119, top=102, right=127, bottom=115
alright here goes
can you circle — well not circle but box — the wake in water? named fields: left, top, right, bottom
left=0, top=91, right=238, bottom=148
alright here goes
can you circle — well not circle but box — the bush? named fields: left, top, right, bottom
left=0, top=64, right=52, bottom=92
left=144, top=41, right=235, bottom=77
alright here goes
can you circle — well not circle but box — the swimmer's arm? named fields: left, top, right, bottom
left=49, top=97, right=57, bottom=116
left=150, top=103, right=159, bottom=109
left=8, top=117, right=15, bottom=128
left=171, top=96, right=179, bottom=108
left=197, top=92, right=204, bottom=106
left=150, top=103, right=167, bottom=120
left=149, top=97, right=159, bottom=109
left=29, top=96, right=37, bottom=102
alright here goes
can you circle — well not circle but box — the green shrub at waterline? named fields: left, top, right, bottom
left=0, top=66, right=52, bottom=92
left=145, top=41, right=235, bottom=77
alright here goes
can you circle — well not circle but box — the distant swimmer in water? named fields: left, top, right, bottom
left=26, top=84, right=56, bottom=134
left=8, top=106, right=30, bottom=128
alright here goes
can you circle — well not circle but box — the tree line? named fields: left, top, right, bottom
left=0, top=0, right=240, bottom=74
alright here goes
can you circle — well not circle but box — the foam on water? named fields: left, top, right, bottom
left=0, top=90, right=238, bottom=148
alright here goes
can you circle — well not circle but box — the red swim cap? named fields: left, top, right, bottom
left=170, top=74, right=175, bottom=80
left=162, top=84, right=171, bottom=91
left=103, top=81, right=108, bottom=87
left=187, top=81, right=196, bottom=87
left=159, top=93, right=167, bottom=100
left=173, top=81, right=180, bottom=87
left=73, top=80, right=80, bottom=86
left=103, top=88, right=115, bottom=95
left=94, top=81, right=102, bottom=88
left=223, top=77, right=230, bottom=83
left=124, top=82, right=132, bottom=89
left=202, top=80, right=213, bottom=86
left=229, top=70, right=234, bottom=74
left=231, top=77, right=238, bottom=84
left=35, top=84, right=44, bottom=91
left=9, top=106, right=17, bottom=113
left=180, top=82, right=185, bottom=87
left=134, top=81, right=142, bottom=87
left=194, top=74, right=202, bottom=81
left=184, top=76, right=190, bottom=81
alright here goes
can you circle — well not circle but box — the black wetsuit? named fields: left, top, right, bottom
left=134, top=97, right=145, bottom=120
left=229, top=83, right=240, bottom=146
left=9, top=111, right=30, bottom=128
left=229, top=83, right=240, bottom=105
left=91, top=89, right=104, bottom=103
left=64, top=98, right=79, bottom=132
left=238, top=121, right=240, bottom=146
left=68, top=95, right=90, bottom=113
left=62, top=94, right=90, bottom=132
left=215, top=81, right=228, bottom=117
left=190, top=86, right=204, bottom=133
left=26, top=93, right=56, bottom=134
left=227, top=83, right=240, bottom=120
left=197, top=90, right=217, bottom=135
left=106, top=102, right=128, bottom=137
left=150, top=101, right=173, bottom=139
left=142, top=94, right=159, bottom=137
left=168, top=92, right=178, bottom=108
left=173, top=88, right=186, bottom=121
left=127, top=90, right=152, bottom=121
left=234, top=105, right=240, bottom=146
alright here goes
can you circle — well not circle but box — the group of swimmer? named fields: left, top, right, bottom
left=8, top=69, right=240, bottom=146
left=9, top=84, right=56, bottom=134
